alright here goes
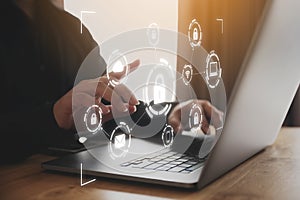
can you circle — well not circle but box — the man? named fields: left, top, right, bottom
left=0, top=0, right=221, bottom=163
left=1, top=0, right=137, bottom=162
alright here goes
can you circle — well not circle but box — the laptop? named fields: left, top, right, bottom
left=42, top=0, right=300, bottom=189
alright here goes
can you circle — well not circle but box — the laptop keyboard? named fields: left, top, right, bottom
left=120, top=150, right=205, bottom=173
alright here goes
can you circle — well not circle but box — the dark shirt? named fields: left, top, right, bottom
left=0, top=0, right=106, bottom=162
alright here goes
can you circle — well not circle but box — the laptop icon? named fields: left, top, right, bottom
left=209, top=61, right=218, bottom=77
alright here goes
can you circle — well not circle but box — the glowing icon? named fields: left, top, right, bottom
left=154, top=74, right=165, bottom=104
left=145, top=59, right=173, bottom=117
left=185, top=70, right=191, bottom=79
left=209, top=61, right=218, bottom=77
left=84, top=105, right=102, bottom=133
left=165, top=130, right=172, bottom=143
left=182, top=64, right=193, bottom=85
left=188, top=19, right=202, bottom=48
left=109, top=122, right=131, bottom=159
left=90, top=113, right=97, bottom=125
left=162, top=125, right=174, bottom=147
left=205, top=50, right=222, bottom=88
left=107, top=50, right=129, bottom=87
left=147, top=23, right=159, bottom=46
left=78, top=137, right=87, bottom=144
left=151, top=29, right=157, bottom=40
left=114, top=134, right=126, bottom=149
left=112, top=60, right=124, bottom=73
left=189, top=104, right=203, bottom=130
left=193, top=28, right=198, bottom=41
left=194, top=112, right=200, bottom=125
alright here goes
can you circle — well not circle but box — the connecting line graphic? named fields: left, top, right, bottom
left=80, top=11, right=96, bottom=34
left=216, top=18, right=224, bottom=34
left=175, top=72, right=205, bottom=83
left=80, top=163, right=96, bottom=186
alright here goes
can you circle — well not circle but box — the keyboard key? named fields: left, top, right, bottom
left=163, top=164, right=177, bottom=169
left=186, top=160, right=199, bottom=165
left=177, top=158, right=189, bottom=162
left=155, top=154, right=170, bottom=159
left=186, top=163, right=203, bottom=171
left=131, top=160, right=143, bottom=165
left=169, top=161, right=184, bottom=165
left=169, top=155, right=182, bottom=159
left=156, top=166, right=172, bottom=171
left=120, top=150, right=204, bottom=174
left=132, top=159, right=154, bottom=168
left=180, top=170, right=192, bottom=174
left=178, top=163, right=193, bottom=168
left=144, top=163, right=163, bottom=170
left=120, top=162, right=132, bottom=167
left=168, top=166, right=185, bottom=172
left=164, top=157, right=177, bottom=162
left=156, top=160, right=169, bottom=164
left=149, top=158, right=162, bottom=162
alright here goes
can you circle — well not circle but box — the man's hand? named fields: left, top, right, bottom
left=168, top=99, right=223, bottom=134
left=53, top=59, right=140, bottom=130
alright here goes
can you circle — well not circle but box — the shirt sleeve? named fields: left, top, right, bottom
left=0, top=1, right=106, bottom=163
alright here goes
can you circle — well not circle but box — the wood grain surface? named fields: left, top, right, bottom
left=0, top=127, right=299, bottom=200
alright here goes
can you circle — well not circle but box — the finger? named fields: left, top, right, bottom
left=168, top=116, right=182, bottom=134
left=211, top=108, right=224, bottom=128
left=200, top=100, right=213, bottom=121
left=168, top=106, right=182, bottom=133
left=94, top=79, right=134, bottom=112
left=128, top=105, right=137, bottom=114
left=201, top=115, right=210, bottom=134
left=109, top=89, right=129, bottom=112
left=103, top=104, right=137, bottom=123
left=201, top=100, right=223, bottom=128
left=110, top=59, right=140, bottom=80
left=127, top=59, right=140, bottom=73
left=114, top=84, right=139, bottom=106
left=176, top=101, right=194, bottom=130
left=74, top=77, right=109, bottom=97
left=102, top=112, right=113, bottom=124
left=73, top=92, right=96, bottom=109
left=73, top=92, right=111, bottom=115
left=96, top=99, right=111, bottom=115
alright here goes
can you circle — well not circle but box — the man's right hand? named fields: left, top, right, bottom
left=53, top=59, right=140, bottom=130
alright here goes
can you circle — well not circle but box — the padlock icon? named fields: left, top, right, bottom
left=194, top=112, right=199, bottom=125
left=154, top=74, right=165, bottom=104
left=193, top=27, right=198, bottom=41
left=151, top=29, right=157, bottom=40
left=90, top=113, right=97, bottom=125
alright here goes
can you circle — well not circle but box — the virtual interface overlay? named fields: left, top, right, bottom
left=177, top=0, right=268, bottom=100
left=62, top=0, right=271, bottom=176
left=72, top=28, right=226, bottom=173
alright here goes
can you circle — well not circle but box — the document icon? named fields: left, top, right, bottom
left=209, top=61, right=218, bottom=77
left=114, top=134, right=126, bottom=149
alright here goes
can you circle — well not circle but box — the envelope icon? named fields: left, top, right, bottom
left=114, top=134, right=126, bottom=149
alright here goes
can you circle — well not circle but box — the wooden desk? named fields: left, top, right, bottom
left=1, top=127, right=300, bottom=200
